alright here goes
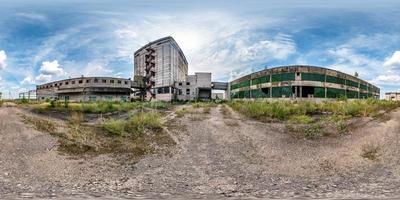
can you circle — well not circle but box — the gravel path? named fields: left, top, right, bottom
left=1, top=104, right=400, bottom=199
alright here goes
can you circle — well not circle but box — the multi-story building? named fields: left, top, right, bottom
left=385, top=92, right=400, bottom=101
left=175, top=72, right=212, bottom=101
left=230, top=65, right=380, bottom=100
left=134, top=36, right=188, bottom=101
left=36, top=77, right=132, bottom=102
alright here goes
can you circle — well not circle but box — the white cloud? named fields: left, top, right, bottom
left=0, top=50, right=7, bottom=70
left=35, top=74, right=52, bottom=83
left=371, top=75, right=400, bottom=85
left=383, top=51, right=400, bottom=69
left=326, top=47, right=380, bottom=78
left=39, top=60, right=65, bottom=76
left=20, top=76, right=35, bottom=85
left=15, top=12, right=47, bottom=22
left=63, top=59, right=114, bottom=78
left=113, top=12, right=287, bottom=81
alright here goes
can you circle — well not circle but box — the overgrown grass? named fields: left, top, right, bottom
left=20, top=114, right=56, bottom=133
left=0, top=100, right=3, bottom=107
left=229, top=99, right=400, bottom=121
left=229, top=99, right=400, bottom=140
left=175, top=108, right=190, bottom=118
left=191, top=101, right=217, bottom=109
left=288, top=115, right=314, bottom=124
left=30, top=101, right=171, bottom=114
left=102, top=118, right=126, bottom=136
left=102, top=112, right=163, bottom=137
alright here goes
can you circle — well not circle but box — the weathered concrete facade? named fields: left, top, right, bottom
left=230, top=65, right=380, bottom=100
left=385, top=92, right=400, bottom=101
left=134, top=36, right=188, bottom=101
left=36, top=77, right=132, bottom=102
left=175, top=73, right=212, bottom=101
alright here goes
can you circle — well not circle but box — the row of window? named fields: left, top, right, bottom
left=178, top=82, right=191, bottom=86
left=38, top=79, right=130, bottom=89
left=231, top=72, right=378, bottom=92
left=231, top=86, right=377, bottom=99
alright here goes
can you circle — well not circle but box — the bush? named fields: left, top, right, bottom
left=361, top=143, right=380, bottom=161
left=288, top=115, right=314, bottom=124
left=102, top=118, right=126, bottom=136
left=102, top=111, right=163, bottom=137
left=203, top=107, right=211, bottom=114
left=68, top=112, right=84, bottom=126
left=49, top=100, right=56, bottom=108
left=175, top=108, right=189, bottom=118
left=229, top=99, right=400, bottom=121
left=126, top=112, right=163, bottom=136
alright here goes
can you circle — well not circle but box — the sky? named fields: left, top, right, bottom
left=1, top=0, right=400, bottom=99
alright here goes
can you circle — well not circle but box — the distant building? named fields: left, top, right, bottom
left=36, top=77, right=132, bottom=102
left=35, top=36, right=228, bottom=102
left=134, top=36, right=188, bottom=101
left=230, top=65, right=380, bottom=99
left=175, top=73, right=212, bottom=101
left=0, top=92, right=2, bottom=100
left=385, top=92, right=400, bottom=101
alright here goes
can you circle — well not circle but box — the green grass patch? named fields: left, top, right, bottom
left=175, top=108, right=189, bottom=118
left=30, top=101, right=171, bottom=114
left=288, top=115, right=314, bottom=124
left=102, top=111, right=163, bottom=137
left=229, top=99, right=400, bottom=121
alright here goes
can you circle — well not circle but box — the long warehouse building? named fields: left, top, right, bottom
left=230, top=65, right=380, bottom=99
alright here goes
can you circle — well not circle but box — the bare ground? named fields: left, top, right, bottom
left=1, top=103, right=400, bottom=199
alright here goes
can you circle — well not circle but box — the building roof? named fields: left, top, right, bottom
left=134, top=36, right=188, bottom=65
left=36, top=76, right=131, bottom=87
left=385, top=92, right=400, bottom=94
left=230, top=65, right=379, bottom=89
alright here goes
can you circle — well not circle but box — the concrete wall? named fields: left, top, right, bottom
left=36, top=77, right=132, bottom=102
left=175, top=73, right=212, bottom=101
left=385, top=93, right=400, bottom=101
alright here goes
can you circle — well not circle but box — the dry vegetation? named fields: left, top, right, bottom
left=20, top=110, right=174, bottom=160
left=21, top=100, right=170, bottom=114
left=229, top=99, right=400, bottom=139
left=361, top=143, right=380, bottom=161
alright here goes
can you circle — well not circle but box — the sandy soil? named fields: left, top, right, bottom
left=1, top=103, right=400, bottom=199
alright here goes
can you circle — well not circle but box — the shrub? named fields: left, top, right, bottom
left=176, top=108, right=189, bottom=118
left=126, top=112, right=163, bottom=136
left=288, top=115, right=314, bottom=124
left=203, top=107, right=211, bottom=114
left=220, top=104, right=231, bottom=116
left=49, top=100, right=56, bottom=108
left=361, top=143, right=380, bottom=161
left=68, top=112, right=84, bottom=126
left=102, top=111, right=163, bottom=137
left=102, top=118, right=126, bottom=136
left=20, top=115, right=56, bottom=134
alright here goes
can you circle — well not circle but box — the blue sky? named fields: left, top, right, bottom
left=1, top=0, right=400, bottom=98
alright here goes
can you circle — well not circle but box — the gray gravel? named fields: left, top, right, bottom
left=1, top=105, right=400, bottom=199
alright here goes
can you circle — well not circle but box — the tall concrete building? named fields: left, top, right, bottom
left=134, top=36, right=188, bottom=101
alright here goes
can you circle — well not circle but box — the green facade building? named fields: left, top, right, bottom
left=230, top=65, right=379, bottom=99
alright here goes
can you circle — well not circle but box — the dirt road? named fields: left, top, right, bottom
left=1, top=105, right=400, bottom=199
